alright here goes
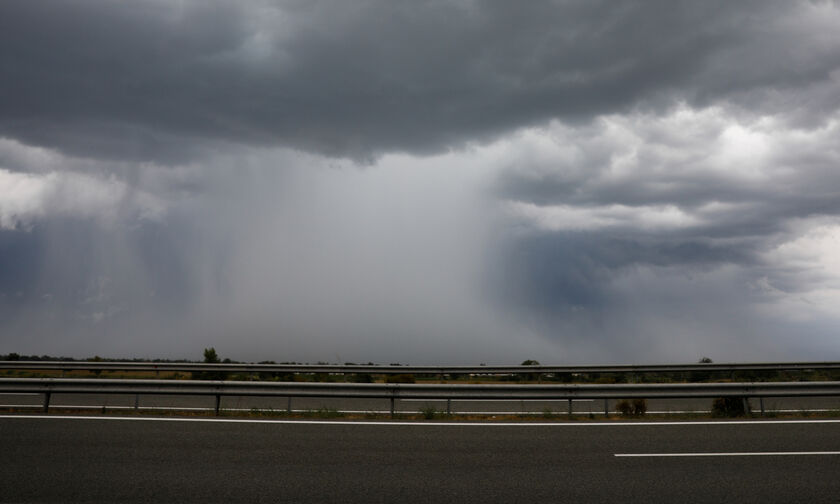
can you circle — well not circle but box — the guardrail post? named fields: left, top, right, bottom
left=43, top=391, right=51, bottom=413
left=390, top=397, right=395, bottom=418
left=214, top=395, right=221, bottom=416
left=568, top=398, right=573, bottom=416
left=287, top=396, right=292, bottom=414
left=446, top=398, right=451, bottom=415
left=604, top=398, right=609, bottom=417
left=134, top=393, right=139, bottom=411
left=759, top=397, right=765, bottom=416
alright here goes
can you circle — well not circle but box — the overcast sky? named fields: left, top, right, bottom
left=1, top=0, right=839, bottom=364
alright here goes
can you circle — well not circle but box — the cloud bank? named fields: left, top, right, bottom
left=1, top=1, right=839, bottom=363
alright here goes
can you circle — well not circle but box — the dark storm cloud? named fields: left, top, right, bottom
left=2, top=0, right=838, bottom=161
left=2, top=0, right=840, bottom=363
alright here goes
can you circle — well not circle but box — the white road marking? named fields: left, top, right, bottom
left=401, top=398, right=594, bottom=402
left=616, top=452, right=840, bottom=457
left=3, top=415, right=840, bottom=427
left=0, top=403, right=837, bottom=415
left=0, top=403, right=751, bottom=415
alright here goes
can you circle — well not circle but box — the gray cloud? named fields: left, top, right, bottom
left=486, top=105, right=840, bottom=360
left=0, top=145, right=549, bottom=362
left=498, top=107, right=840, bottom=234
left=2, top=1, right=839, bottom=161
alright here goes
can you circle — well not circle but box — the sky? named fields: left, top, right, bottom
left=1, top=0, right=840, bottom=364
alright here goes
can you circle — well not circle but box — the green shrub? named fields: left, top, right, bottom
left=419, top=405, right=439, bottom=419
left=302, top=407, right=342, bottom=418
left=350, top=373, right=373, bottom=383
left=616, top=400, right=631, bottom=415
left=632, top=398, right=647, bottom=415
left=711, top=397, right=746, bottom=417
left=385, top=374, right=415, bottom=384
left=616, top=398, right=647, bottom=416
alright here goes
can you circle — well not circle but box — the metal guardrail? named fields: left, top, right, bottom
left=2, top=378, right=839, bottom=417
left=2, top=361, right=840, bottom=375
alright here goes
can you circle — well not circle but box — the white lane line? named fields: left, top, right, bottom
left=401, top=399, right=594, bottom=403
left=616, top=452, right=840, bottom=457
left=0, top=404, right=766, bottom=415
left=0, top=404, right=601, bottom=415
left=4, top=415, right=840, bottom=427
left=2, top=403, right=836, bottom=416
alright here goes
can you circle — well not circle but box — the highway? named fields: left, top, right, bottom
left=2, top=415, right=840, bottom=502
left=4, top=392, right=840, bottom=416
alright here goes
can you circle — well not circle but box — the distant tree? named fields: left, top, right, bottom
left=203, top=348, right=220, bottom=364
left=89, top=355, right=103, bottom=376
left=6, top=352, right=20, bottom=361
left=690, top=357, right=714, bottom=382
left=520, top=359, right=541, bottom=381
left=193, top=347, right=226, bottom=380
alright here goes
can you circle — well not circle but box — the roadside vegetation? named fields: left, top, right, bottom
left=711, top=397, right=748, bottom=417
left=616, top=398, right=648, bottom=417
left=5, top=353, right=839, bottom=421
left=4, top=353, right=839, bottom=384
left=3, top=402, right=838, bottom=422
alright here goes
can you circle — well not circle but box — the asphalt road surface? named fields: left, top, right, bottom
left=2, top=415, right=840, bottom=503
